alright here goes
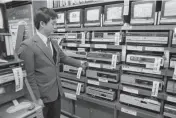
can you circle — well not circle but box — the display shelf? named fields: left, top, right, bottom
left=122, top=64, right=166, bottom=76
left=88, top=62, right=121, bottom=71
left=81, top=94, right=116, bottom=109
left=53, top=0, right=119, bottom=11
left=61, top=110, right=81, bottom=118
left=0, top=33, right=11, bottom=36
left=86, top=79, right=119, bottom=90
left=119, top=85, right=164, bottom=99
left=62, top=43, right=122, bottom=49
left=60, top=72, right=86, bottom=83
left=0, top=59, right=23, bottom=67
left=116, top=103, right=162, bottom=118
left=59, top=25, right=176, bottom=32
left=126, top=45, right=167, bottom=52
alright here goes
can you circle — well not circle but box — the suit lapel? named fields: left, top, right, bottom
left=34, top=35, right=55, bottom=65
left=51, top=40, right=59, bottom=65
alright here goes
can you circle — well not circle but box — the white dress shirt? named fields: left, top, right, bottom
left=36, top=30, right=53, bottom=56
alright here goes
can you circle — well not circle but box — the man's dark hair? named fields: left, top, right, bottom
left=34, top=7, right=57, bottom=30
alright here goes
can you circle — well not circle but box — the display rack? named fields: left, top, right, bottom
left=52, top=0, right=176, bottom=118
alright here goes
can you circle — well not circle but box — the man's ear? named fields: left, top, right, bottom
left=40, top=21, right=45, bottom=28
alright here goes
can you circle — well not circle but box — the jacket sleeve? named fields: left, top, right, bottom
left=59, top=48, right=82, bottom=67
left=18, top=43, right=41, bottom=100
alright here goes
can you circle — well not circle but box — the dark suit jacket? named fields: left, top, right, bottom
left=18, top=34, right=81, bottom=103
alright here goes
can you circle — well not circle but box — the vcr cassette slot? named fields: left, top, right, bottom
left=164, top=104, right=176, bottom=117
left=86, top=86, right=116, bottom=101
left=63, top=50, right=87, bottom=58
left=126, top=32, right=168, bottom=45
left=63, top=65, right=79, bottom=74
left=86, top=69, right=119, bottom=83
left=126, top=54, right=164, bottom=67
left=61, top=78, right=84, bottom=92
left=120, top=94, right=161, bottom=112
left=91, top=32, right=122, bottom=43
left=167, top=81, right=176, bottom=94
left=121, top=74, right=163, bottom=90
left=87, top=52, right=121, bottom=62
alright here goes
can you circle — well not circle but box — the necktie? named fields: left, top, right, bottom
left=47, top=38, right=52, bottom=56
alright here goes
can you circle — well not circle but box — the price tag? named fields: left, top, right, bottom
left=77, top=67, right=82, bottom=79
left=145, top=47, right=164, bottom=52
left=0, top=87, right=5, bottom=94
left=111, top=54, right=117, bottom=69
left=88, top=63, right=101, bottom=68
left=151, top=81, right=159, bottom=97
left=94, top=44, right=107, bottom=49
left=64, top=92, right=77, bottom=100
left=114, top=33, right=120, bottom=45
left=123, top=0, right=130, bottom=15
left=81, top=32, right=85, bottom=44
left=12, top=67, right=23, bottom=92
left=12, top=99, right=19, bottom=106
left=127, top=46, right=143, bottom=51
left=167, top=96, right=176, bottom=103
left=121, top=107, right=137, bottom=116
left=67, top=43, right=77, bottom=47
left=88, top=80, right=99, bottom=86
left=76, top=83, right=82, bottom=95
left=122, top=45, right=127, bottom=61
left=123, top=87, right=138, bottom=94
left=98, top=77, right=108, bottom=83
left=164, top=50, right=170, bottom=67
left=173, top=64, right=176, bottom=80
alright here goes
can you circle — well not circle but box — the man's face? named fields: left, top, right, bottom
left=43, top=19, right=56, bottom=36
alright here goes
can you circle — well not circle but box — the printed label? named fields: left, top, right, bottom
left=111, top=54, right=117, bottom=69
left=76, top=83, right=82, bottom=95
left=151, top=81, right=159, bottom=97
left=77, top=67, right=82, bottom=79
left=12, top=67, right=23, bottom=92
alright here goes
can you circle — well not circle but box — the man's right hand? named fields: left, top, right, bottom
left=36, top=99, right=44, bottom=107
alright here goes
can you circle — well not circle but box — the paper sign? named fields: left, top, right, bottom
left=173, top=64, right=176, bottom=80
left=123, top=87, right=138, bottom=94
left=88, top=80, right=99, bottom=86
left=12, top=67, right=24, bottom=92
left=76, top=83, right=82, bottom=95
left=77, top=67, right=82, bottom=79
left=64, top=92, right=77, bottom=100
left=121, top=108, right=137, bottom=116
left=111, top=54, right=117, bottom=69
left=122, top=45, right=127, bottom=61
left=115, top=33, right=120, bottom=45
left=151, top=81, right=159, bottom=97
left=87, top=9, right=99, bottom=21
left=107, top=7, right=122, bottom=20
left=69, top=11, right=80, bottom=22
left=57, top=13, right=65, bottom=23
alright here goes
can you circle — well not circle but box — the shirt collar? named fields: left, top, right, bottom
left=36, top=30, right=48, bottom=45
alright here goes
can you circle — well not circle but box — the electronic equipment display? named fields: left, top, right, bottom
left=0, top=4, right=9, bottom=33
left=84, top=6, right=102, bottom=27
left=56, top=12, right=66, bottom=28
left=104, top=4, right=124, bottom=26
left=130, top=1, right=157, bottom=25
left=159, top=0, right=176, bottom=24
left=66, top=9, right=82, bottom=27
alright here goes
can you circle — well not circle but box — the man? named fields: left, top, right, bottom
left=18, top=7, right=86, bottom=118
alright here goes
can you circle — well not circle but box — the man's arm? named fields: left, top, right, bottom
left=59, top=48, right=82, bottom=67
left=18, top=43, right=41, bottom=100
